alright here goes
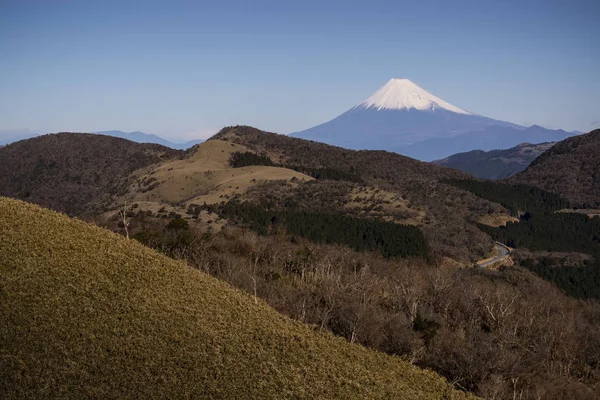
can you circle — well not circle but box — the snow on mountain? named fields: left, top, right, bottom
left=357, top=78, right=471, bottom=115
left=291, top=78, right=522, bottom=152
left=290, top=78, right=580, bottom=161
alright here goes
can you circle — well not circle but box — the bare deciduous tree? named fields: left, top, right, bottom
left=119, top=201, right=130, bottom=239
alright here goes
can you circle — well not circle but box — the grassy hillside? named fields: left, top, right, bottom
left=124, top=139, right=312, bottom=206
left=0, top=197, right=469, bottom=399
left=0, top=133, right=181, bottom=215
left=510, top=129, right=600, bottom=207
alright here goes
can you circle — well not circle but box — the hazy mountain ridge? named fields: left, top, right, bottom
left=95, top=130, right=204, bottom=149
left=0, top=129, right=203, bottom=149
left=433, top=142, right=556, bottom=179
left=0, top=129, right=40, bottom=145
left=398, top=125, right=573, bottom=162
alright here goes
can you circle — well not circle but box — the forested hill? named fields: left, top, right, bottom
left=210, top=125, right=472, bottom=184
left=210, top=125, right=513, bottom=262
left=510, top=129, right=600, bottom=207
left=0, top=133, right=182, bottom=215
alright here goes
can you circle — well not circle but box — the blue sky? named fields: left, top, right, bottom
left=1, top=0, right=599, bottom=141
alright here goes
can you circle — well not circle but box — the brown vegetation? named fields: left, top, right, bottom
left=209, top=126, right=511, bottom=262
left=510, top=129, right=600, bottom=207
left=0, top=132, right=181, bottom=215
left=123, top=139, right=312, bottom=207
left=100, top=211, right=600, bottom=399
left=478, top=213, right=520, bottom=227
left=0, top=197, right=470, bottom=399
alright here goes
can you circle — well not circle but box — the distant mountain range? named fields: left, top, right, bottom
left=398, top=125, right=572, bottom=161
left=291, top=78, right=579, bottom=161
left=0, top=129, right=39, bottom=145
left=433, top=142, right=556, bottom=180
left=0, top=129, right=202, bottom=149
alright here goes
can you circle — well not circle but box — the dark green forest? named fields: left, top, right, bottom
left=229, top=151, right=362, bottom=182
left=480, top=213, right=600, bottom=299
left=450, top=179, right=600, bottom=299
left=229, top=151, right=275, bottom=167
left=523, top=257, right=600, bottom=300
left=444, top=179, right=570, bottom=214
left=203, top=201, right=430, bottom=260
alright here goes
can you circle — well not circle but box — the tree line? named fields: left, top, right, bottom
left=229, top=151, right=363, bottom=182
left=203, top=201, right=431, bottom=260
left=443, top=179, right=570, bottom=214
left=479, top=212, right=600, bottom=299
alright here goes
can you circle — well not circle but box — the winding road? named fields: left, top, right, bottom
left=478, top=242, right=511, bottom=268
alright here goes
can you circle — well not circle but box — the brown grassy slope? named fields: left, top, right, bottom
left=211, top=125, right=471, bottom=182
left=510, top=129, right=600, bottom=207
left=0, top=197, right=470, bottom=400
left=0, top=133, right=181, bottom=215
left=124, top=139, right=312, bottom=206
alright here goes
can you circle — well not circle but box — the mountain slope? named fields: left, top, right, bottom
left=433, top=142, right=556, bottom=179
left=291, top=79, right=576, bottom=161
left=210, top=126, right=510, bottom=262
left=124, top=139, right=312, bottom=206
left=510, top=129, right=600, bottom=207
left=214, top=125, right=471, bottom=182
left=398, top=125, right=573, bottom=162
left=0, top=133, right=182, bottom=215
left=0, top=197, right=470, bottom=399
left=291, top=78, right=522, bottom=151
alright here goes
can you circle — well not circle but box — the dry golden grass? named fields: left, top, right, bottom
left=557, top=208, right=600, bottom=219
left=344, top=187, right=426, bottom=225
left=103, top=200, right=227, bottom=232
left=124, top=139, right=312, bottom=207
left=478, top=213, right=519, bottom=227
left=0, top=197, right=472, bottom=399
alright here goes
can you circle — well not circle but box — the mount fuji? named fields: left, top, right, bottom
left=291, top=79, right=576, bottom=161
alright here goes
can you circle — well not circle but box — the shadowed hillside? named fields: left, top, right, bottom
left=0, top=133, right=182, bottom=215
left=0, top=197, right=469, bottom=399
left=433, top=142, right=555, bottom=180
left=510, top=129, right=600, bottom=207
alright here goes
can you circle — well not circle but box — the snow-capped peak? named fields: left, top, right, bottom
left=357, top=78, right=471, bottom=115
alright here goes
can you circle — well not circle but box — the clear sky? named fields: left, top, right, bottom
left=1, top=0, right=599, bottom=141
